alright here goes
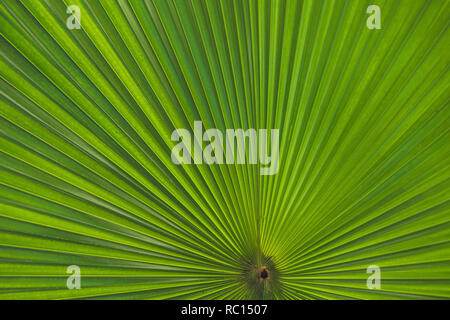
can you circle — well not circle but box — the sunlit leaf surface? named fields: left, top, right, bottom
left=0, top=0, right=449, bottom=299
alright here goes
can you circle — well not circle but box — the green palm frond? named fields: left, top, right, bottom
left=0, top=0, right=449, bottom=299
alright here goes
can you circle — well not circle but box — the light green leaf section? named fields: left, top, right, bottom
left=0, top=0, right=449, bottom=299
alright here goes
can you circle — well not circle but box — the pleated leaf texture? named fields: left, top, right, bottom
left=0, top=0, right=449, bottom=299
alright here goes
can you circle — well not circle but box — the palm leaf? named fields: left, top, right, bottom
left=0, top=0, right=449, bottom=299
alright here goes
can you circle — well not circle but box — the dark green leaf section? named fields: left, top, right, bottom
left=0, top=0, right=449, bottom=299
